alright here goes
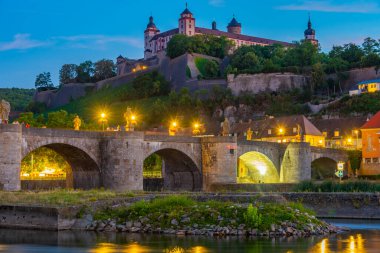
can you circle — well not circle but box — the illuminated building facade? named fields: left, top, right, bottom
left=360, top=111, right=380, bottom=175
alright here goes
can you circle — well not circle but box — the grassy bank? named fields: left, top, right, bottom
left=94, top=195, right=320, bottom=231
left=0, top=189, right=135, bottom=206
left=295, top=180, right=380, bottom=192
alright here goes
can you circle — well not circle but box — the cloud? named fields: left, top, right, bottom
left=0, top=34, right=143, bottom=52
left=277, top=0, right=380, bottom=13
left=54, top=35, right=144, bottom=49
left=0, top=34, right=50, bottom=51
left=209, top=0, right=224, bottom=7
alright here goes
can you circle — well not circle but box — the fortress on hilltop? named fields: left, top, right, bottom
left=116, top=4, right=318, bottom=75
left=143, top=4, right=318, bottom=59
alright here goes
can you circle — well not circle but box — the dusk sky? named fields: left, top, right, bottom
left=1, top=0, right=380, bottom=88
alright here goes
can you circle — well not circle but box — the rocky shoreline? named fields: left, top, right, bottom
left=86, top=206, right=346, bottom=238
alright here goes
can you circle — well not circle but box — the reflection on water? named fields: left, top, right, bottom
left=0, top=228, right=379, bottom=253
left=309, top=233, right=378, bottom=253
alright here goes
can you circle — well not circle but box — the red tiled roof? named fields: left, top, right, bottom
left=195, top=27, right=294, bottom=47
left=361, top=111, right=380, bottom=129
left=149, top=27, right=293, bottom=47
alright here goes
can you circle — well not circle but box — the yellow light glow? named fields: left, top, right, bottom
left=101, top=113, right=106, bottom=119
left=172, top=122, right=177, bottom=127
left=131, top=115, right=136, bottom=121
left=194, top=123, right=199, bottom=129
left=347, top=138, right=352, bottom=144
left=279, top=128, right=284, bottom=134
left=354, top=130, right=359, bottom=135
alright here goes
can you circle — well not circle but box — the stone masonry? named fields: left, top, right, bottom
left=0, top=125, right=348, bottom=191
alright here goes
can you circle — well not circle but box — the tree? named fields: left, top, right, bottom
left=361, top=53, right=380, bottom=68
left=76, top=61, right=94, bottom=83
left=93, top=59, right=116, bottom=81
left=35, top=72, right=54, bottom=89
left=362, top=37, right=379, bottom=55
left=59, top=64, right=78, bottom=85
left=310, top=63, right=325, bottom=92
left=46, top=110, right=74, bottom=128
left=204, top=60, right=219, bottom=78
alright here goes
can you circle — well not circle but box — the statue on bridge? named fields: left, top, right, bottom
left=221, top=118, right=230, bottom=136
left=0, top=99, right=11, bottom=124
left=73, top=115, right=82, bottom=131
left=124, top=107, right=137, bottom=131
left=246, top=127, right=253, bottom=141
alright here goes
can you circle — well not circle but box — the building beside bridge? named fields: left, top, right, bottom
left=361, top=111, right=380, bottom=175
left=232, top=115, right=325, bottom=147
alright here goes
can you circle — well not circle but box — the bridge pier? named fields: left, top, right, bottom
left=101, top=133, right=144, bottom=191
left=201, top=136, right=237, bottom=191
left=0, top=125, right=22, bottom=191
left=280, top=143, right=311, bottom=183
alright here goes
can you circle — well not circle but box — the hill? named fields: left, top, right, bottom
left=0, top=88, right=35, bottom=111
left=322, top=92, right=380, bottom=116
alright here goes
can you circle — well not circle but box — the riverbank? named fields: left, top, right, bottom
left=88, top=195, right=341, bottom=238
left=0, top=191, right=378, bottom=232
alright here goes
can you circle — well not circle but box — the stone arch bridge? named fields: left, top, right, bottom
left=0, top=125, right=348, bottom=191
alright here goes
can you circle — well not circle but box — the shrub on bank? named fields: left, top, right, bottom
left=294, top=180, right=380, bottom=192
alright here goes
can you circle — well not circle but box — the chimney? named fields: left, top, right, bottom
left=212, top=21, right=217, bottom=30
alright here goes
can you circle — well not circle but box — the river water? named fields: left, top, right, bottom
left=0, top=220, right=379, bottom=252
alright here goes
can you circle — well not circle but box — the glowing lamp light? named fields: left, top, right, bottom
left=194, top=123, right=199, bottom=129
left=257, top=165, right=267, bottom=176
left=100, top=113, right=106, bottom=119
left=131, top=115, right=136, bottom=121
left=279, top=128, right=284, bottom=134
left=347, top=138, right=352, bottom=144
left=172, top=122, right=177, bottom=127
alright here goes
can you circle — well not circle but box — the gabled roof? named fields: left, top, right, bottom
left=312, top=117, right=367, bottom=138
left=361, top=111, right=380, bottom=129
left=232, top=115, right=322, bottom=139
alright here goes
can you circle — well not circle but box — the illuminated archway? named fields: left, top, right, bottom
left=143, top=148, right=201, bottom=191
left=311, top=157, right=337, bottom=180
left=21, top=144, right=101, bottom=190
left=238, top=152, right=279, bottom=183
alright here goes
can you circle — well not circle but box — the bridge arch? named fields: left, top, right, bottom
left=143, top=148, right=202, bottom=191
left=311, top=157, right=338, bottom=180
left=237, top=151, right=280, bottom=183
left=21, top=143, right=101, bottom=189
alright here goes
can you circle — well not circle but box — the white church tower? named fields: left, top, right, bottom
left=178, top=3, right=195, bottom=36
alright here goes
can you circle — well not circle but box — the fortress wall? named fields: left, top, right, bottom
left=228, top=73, right=309, bottom=95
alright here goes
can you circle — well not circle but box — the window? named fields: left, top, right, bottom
left=293, top=127, right=297, bottom=134
left=365, top=158, right=371, bottom=164
left=268, top=129, right=272, bottom=135
left=322, top=131, right=327, bottom=137
left=373, top=158, right=379, bottom=163
left=334, top=130, right=340, bottom=137
left=189, top=31, right=192, bottom=35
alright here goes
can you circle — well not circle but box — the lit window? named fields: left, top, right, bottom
left=334, top=130, right=340, bottom=137
left=268, top=129, right=272, bottom=135
left=293, top=127, right=297, bottom=133
left=322, top=131, right=327, bottom=137
left=365, top=158, right=371, bottom=164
